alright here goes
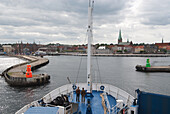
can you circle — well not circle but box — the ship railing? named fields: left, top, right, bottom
left=42, top=84, right=73, bottom=103
left=103, top=92, right=111, bottom=114
left=75, top=83, right=134, bottom=113
left=15, top=100, right=40, bottom=114
left=110, top=102, right=124, bottom=114
left=15, top=83, right=134, bottom=114
left=15, top=84, right=73, bottom=114
left=100, top=83, right=134, bottom=106
left=75, top=83, right=134, bottom=106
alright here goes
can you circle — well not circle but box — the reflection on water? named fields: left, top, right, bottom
left=0, top=56, right=170, bottom=114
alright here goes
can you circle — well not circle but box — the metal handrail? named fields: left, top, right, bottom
left=110, top=102, right=124, bottom=114
left=15, top=83, right=134, bottom=114
left=103, top=92, right=111, bottom=114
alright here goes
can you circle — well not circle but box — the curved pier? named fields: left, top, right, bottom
left=2, top=55, right=50, bottom=86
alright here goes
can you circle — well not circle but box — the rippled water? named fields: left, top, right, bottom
left=0, top=56, right=170, bottom=114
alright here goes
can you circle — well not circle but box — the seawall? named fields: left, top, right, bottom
left=2, top=55, right=50, bottom=86
left=136, top=65, right=170, bottom=72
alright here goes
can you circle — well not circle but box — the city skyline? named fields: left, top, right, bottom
left=0, top=0, right=170, bottom=44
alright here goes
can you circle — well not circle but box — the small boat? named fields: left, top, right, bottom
left=16, top=0, right=170, bottom=114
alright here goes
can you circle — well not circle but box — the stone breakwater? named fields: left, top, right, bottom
left=2, top=55, right=50, bottom=86
left=136, top=65, right=170, bottom=72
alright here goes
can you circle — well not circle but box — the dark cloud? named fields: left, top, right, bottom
left=0, top=16, right=41, bottom=27
left=0, top=0, right=169, bottom=44
left=0, top=0, right=132, bottom=26
left=139, top=0, right=170, bottom=25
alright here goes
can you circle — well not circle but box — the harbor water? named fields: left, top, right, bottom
left=0, top=56, right=170, bottom=114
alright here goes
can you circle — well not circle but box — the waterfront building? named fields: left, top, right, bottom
left=167, top=46, right=170, bottom=54
left=96, top=46, right=111, bottom=54
left=155, top=42, right=170, bottom=54
left=144, top=44, right=158, bottom=54
left=109, top=45, right=118, bottom=54
left=133, top=45, right=144, bottom=54
left=117, top=29, right=133, bottom=45
left=77, top=46, right=87, bottom=53
left=116, top=30, right=133, bottom=53
left=0, top=46, right=4, bottom=54
left=13, top=42, right=38, bottom=55
left=115, top=45, right=132, bottom=54
left=57, top=46, right=65, bottom=52
left=2, top=45, right=13, bottom=54
left=35, top=46, right=59, bottom=55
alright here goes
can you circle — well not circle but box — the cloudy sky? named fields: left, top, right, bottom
left=0, top=0, right=169, bottom=44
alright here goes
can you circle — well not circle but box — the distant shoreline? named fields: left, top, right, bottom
left=58, top=53, right=170, bottom=57
left=0, top=53, right=170, bottom=57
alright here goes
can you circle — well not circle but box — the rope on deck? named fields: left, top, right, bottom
left=100, top=93, right=107, bottom=114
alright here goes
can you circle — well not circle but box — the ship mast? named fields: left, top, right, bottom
left=87, top=0, right=94, bottom=93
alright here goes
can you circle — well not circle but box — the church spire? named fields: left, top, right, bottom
left=118, top=29, right=122, bottom=40
left=118, top=29, right=122, bottom=44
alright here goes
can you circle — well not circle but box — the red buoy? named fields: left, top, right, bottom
left=26, top=64, right=32, bottom=78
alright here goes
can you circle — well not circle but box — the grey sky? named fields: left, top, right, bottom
left=0, top=0, right=169, bottom=44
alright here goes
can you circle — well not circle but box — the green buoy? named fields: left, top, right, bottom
left=146, top=59, right=151, bottom=67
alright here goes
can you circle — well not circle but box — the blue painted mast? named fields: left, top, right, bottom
left=87, top=0, right=94, bottom=93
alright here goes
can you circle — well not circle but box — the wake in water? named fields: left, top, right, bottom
left=151, top=60, right=170, bottom=66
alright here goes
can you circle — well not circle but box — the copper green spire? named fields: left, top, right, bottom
left=118, top=29, right=122, bottom=44
left=118, top=29, right=122, bottom=40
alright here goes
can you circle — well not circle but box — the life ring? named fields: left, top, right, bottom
left=72, top=84, right=77, bottom=90
left=100, top=85, right=105, bottom=90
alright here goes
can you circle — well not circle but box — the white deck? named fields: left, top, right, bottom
left=15, top=83, right=134, bottom=114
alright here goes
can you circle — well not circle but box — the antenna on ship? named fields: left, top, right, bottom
left=87, top=0, right=94, bottom=95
